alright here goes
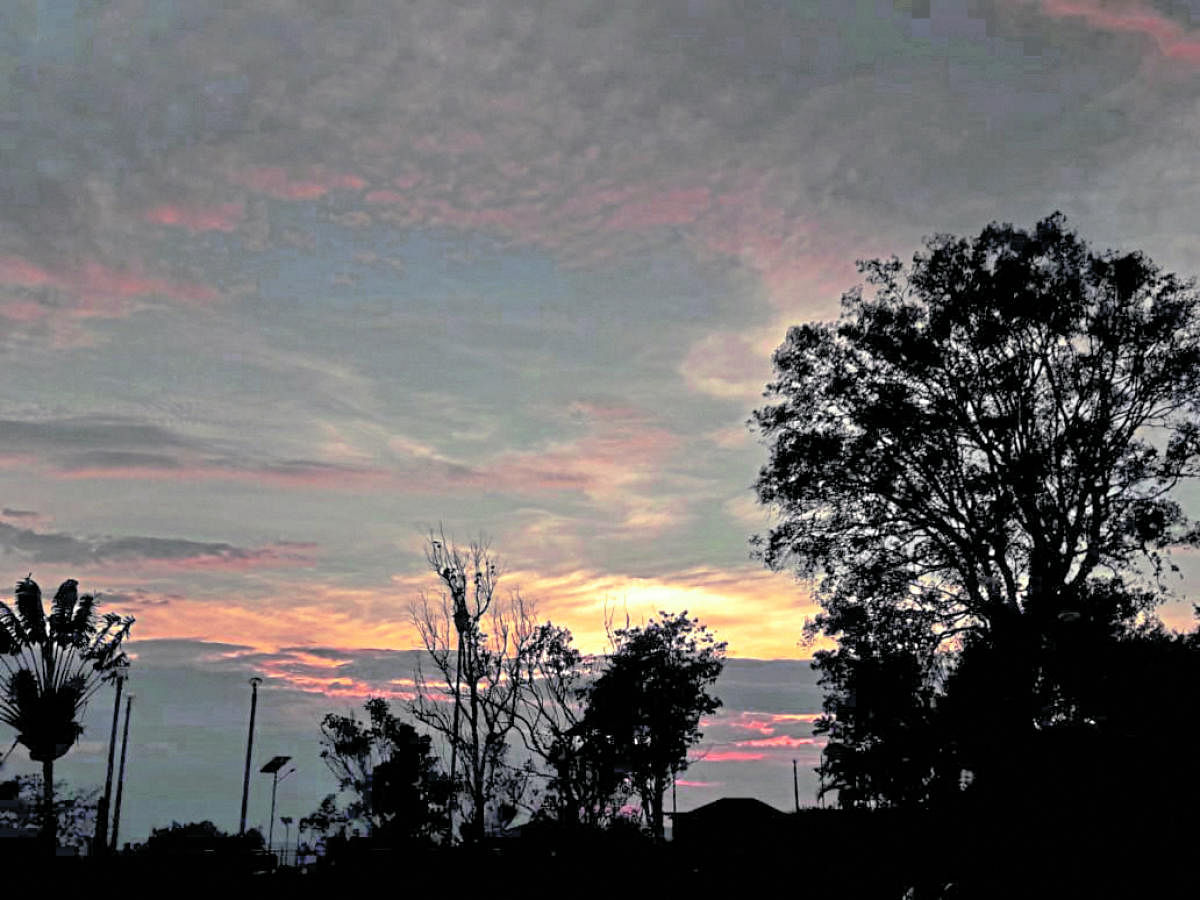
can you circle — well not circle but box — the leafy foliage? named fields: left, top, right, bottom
left=0, top=578, right=133, bottom=762
left=754, top=214, right=1200, bottom=805
left=0, top=576, right=133, bottom=849
left=581, top=611, right=726, bottom=840
left=312, top=697, right=449, bottom=847
left=514, top=622, right=630, bottom=829
left=137, top=820, right=264, bottom=855
left=809, top=601, right=951, bottom=810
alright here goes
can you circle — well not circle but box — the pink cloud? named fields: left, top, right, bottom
left=768, top=713, right=822, bottom=724
left=144, top=202, right=244, bottom=232
left=0, top=300, right=53, bottom=323
left=697, top=750, right=767, bottom=762
left=365, top=189, right=407, bottom=205
left=233, top=166, right=367, bottom=200
left=407, top=402, right=683, bottom=511
left=722, top=711, right=819, bottom=735
left=735, top=735, right=817, bottom=749
left=0, top=255, right=218, bottom=307
left=675, top=780, right=722, bottom=788
left=1038, top=0, right=1200, bottom=65
left=603, top=187, right=712, bottom=230
left=142, top=544, right=316, bottom=573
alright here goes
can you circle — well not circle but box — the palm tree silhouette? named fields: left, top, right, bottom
left=0, top=576, right=133, bottom=854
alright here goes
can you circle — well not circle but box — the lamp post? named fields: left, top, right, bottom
left=239, top=677, right=262, bottom=835
left=93, top=670, right=126, bottom=855
left=260, top=755, right=293, bottom=854
left=109, top=693, right=134, bottom=852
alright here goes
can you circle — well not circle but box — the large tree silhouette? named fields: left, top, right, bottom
left=0, top=577, right=133, bottom=852
left=754, top=214, right=1200, bottom=802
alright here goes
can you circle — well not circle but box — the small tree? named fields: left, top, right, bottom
left=514, top=621, right=629, bottom=829
left=409, top=534, right=530, bottom=843
left=314, top=697, right=448, bottom=846
left=0, top=577, right=133, bottom=853
left=581, top=611, right=726, bottom=841
left=0, top=775, right=98, bottom=854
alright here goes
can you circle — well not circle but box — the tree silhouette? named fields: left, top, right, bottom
left=409, top=534, right=530, bottom=842
left=0, top=576, right=133, bottom=853
left=513, top=621, right=630, bottom=829
left=808, top=599, right=951, bottom=809
left=315, top=696, right=449, bottom=846
left=581, top=611, right=725, bottom=841
left=753, top=213, right=1200, bottom=803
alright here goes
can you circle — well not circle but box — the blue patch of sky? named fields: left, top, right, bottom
left=231, top=210, right=769, bottom=440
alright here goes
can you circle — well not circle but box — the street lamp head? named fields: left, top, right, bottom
left=249, top=676, right=263, bottom=687
left=261, top=755, right=291, bottom=774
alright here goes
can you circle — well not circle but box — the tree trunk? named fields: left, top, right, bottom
left=650, top=773, right=665, bottom=842
left=42, top=758, right=55, bottom=857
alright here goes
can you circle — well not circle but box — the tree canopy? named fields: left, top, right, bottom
left=0, top=576, right=133, bottom=850
left=754, top=214, right=1200, bottom=804
left=313, top=697, right=448, bottom=846
left=581, top=611, right=726, bottom=840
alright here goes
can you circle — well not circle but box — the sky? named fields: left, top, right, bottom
left=3, top=0, right=1200, bottom=845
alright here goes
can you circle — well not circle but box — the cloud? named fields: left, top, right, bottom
left=0, top=521, right=314, bottom=571
left=697, top=749, right=767, bottom=762
left=144, top=202, right=244, bottom=232
left=230, top=167, right=367, bottom=201
left=714, top=711, right=822, bottom=736
left=0, top=415, right=191, bottom=454
left=734, top=735, right=817, bottom=749
left=0, top=256, right=218, bottom=307
left=389, top=563, right=822, bottom=659
left=1035, top=1, right=1200, bottom=66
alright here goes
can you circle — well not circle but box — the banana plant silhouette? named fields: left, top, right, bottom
left=0, top=577, right=133, bottom=854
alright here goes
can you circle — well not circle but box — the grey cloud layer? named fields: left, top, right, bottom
left=0, top=521, right=297, bottom=567
left=1, top=0, right=1180, bottom=267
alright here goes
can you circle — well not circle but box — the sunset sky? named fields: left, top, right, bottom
left=2, top=0, right=1200, bottom=844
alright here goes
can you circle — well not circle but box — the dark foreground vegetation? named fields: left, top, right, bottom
left=4, top=801, right=1197, bottom=899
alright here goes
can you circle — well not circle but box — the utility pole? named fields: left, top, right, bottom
left=239, top=677, right=262, bottom=834
left=793, top=759, right=800, bottom=813
left=109, top=694, right=133, bottom=852
left=93, top=671, right=125, bottom=855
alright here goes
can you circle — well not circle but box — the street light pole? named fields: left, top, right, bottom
left=93, top=671, right=125, bottom=855
left=109, top=694, right=134, bottom=852
left=269, top=770, right=279, bottom=849
left=260, top=756, right=293, bottom=854
left=239, top=677, right=262, bottom=835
